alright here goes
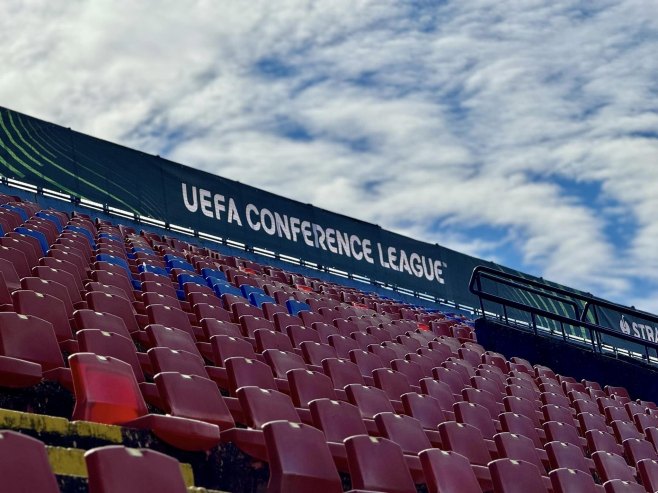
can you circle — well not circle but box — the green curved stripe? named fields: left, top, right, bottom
left=19, top=113, right=162, bottom=214
left=0, top=111, right=139, bottom=213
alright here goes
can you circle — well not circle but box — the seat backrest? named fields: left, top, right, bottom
left=344, top=435, right=416, bottom=493
left=546, top=440, right=590, bottom=475
left=86, top=291, right=140, bottom=333
left=85, top=445, right=187, bottom=493
left=69, top=352, right=148, bottom=424
left=345, top=384, right=395, bottom=419
left=78, top=329, right=144, bottom=383
left=0, top=430, right=59, bottom=493
left=146, top=304, right=195, bottom=339
left=148, top=347, right=208, bottom=378
left=592, top=451, right=636, bottom=483
left=438, top=421, right=491, bottom=466
left=375, top=412, right=432, bottom=455
left=495, top=432, right=545, bottom=472
left=263, top=421, right=343, bottom=493
left=309, top=398, right=368, bottom=443
left=454, top=401, right=497, bottom=440
left=73, top=309, right=131, bottom=339
left=549, top=467, right=598, bottom=493
left=263, top=349, right=307, bottom=379
left=638, top=459, right=658, bottom=493
left=419, top=449, right=482, bottom=493
left=372, top=368, right=413, bottom=402
left=288, top=369, right=337, bottom=408
left=154, top=372, right=234, bottom=430
left=237, top=386, right=301, bottom=428
left=226, top=356, right=277, bottom=394
left=401, top=392, right=446, bottom=429
left=146, top=324, right=200, bottom=356
left=0, top=312, right=64, bottom=371
left=322, top=358, right=365, bottom=389
left=489, top=458, right=549, bottom=493
left=12, top=289, right=73, bottom=343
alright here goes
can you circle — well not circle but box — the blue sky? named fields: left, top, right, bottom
left=1, top=0, right=658, bottom=310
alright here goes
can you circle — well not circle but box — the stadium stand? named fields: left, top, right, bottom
left=1, top=112, right=658, bottom=491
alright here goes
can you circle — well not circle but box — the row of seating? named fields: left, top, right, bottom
left=0, top=429, right=191, bottom=493
left=0, top=197, right=653, bottom=491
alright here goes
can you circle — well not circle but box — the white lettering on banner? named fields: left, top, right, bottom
left=619, top=316, right=658, bottom=343
left=181, top=182, right=446, bottom=285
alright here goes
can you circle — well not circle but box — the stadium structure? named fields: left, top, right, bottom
left=0, top=105, right=657, bottom=492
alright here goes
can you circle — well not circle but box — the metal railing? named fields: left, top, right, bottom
left=469, top=265, right=658, bottom=365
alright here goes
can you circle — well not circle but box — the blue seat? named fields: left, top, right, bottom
left=138, top=263, right=169, bottom=277
left=201, top=268, right=226, bottom=282
left=213, top=282, right=243, bottom=299
left=64, top=225, right=95, bottom=246
left=249, top=292, right=275, bottom=308
left=35, top=212, right=63, bottom=232
left=241, top=285, right=265, bottom=300
left=178, top=273, right=207, bottom=290
left=1, top=204, right=28, bottom=221
left=286, top=299, right=311, bottom=316
left=167, top=259, right=195, bottom=272
left=15, top=227, right=49, bottom=256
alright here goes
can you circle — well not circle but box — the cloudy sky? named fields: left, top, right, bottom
left=1, top=0, right=657, bottom=310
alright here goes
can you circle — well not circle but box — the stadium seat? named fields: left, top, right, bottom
left=549, top=467, right=599, bottom=493
left=344, top=435, right=416, bottom=493
left=73, top=309, right=132, bottom=339
left=78, top=329, right=146, bottom=383
left=263, top=420, right=344, bottom=493
left=69, top=353, right=220, bottom=451
left=85, top=445, right=188, bottom=493
left=288, top=368, right=337, bottom=408
left=0, top=430, right=59, bottom=492
left=592, top=451, right=636, bottom=483
left=419, top=449, right=482, bottom=493
left=489, top=458, right=549, bottom=493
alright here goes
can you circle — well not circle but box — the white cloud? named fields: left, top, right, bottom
left=1, top=0, right=657, bottom=308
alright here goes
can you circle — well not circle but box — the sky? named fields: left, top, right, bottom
left=1, top=0, right=658, bottom=311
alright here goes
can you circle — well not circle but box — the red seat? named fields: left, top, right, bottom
left=623, top=437, right=658, bottom=465
left=438, top=421, right=493, bottom=490
left=586, top=429, right=624, bottom=456
left=85, top=445, right=188, bottom=493
left=78, top=329, right=145, bottom=383
left=300, top=341, right=336, bottom=366
left=22, top=276, right=77, bottom=317
left=69, top=353, right=220, bottom=451
left=346, top=384, right=395, bottom=420
left=87, top=291, right=141, bottom=333
left=489, top=458, right=549, bottom=493
left=344, top=435, right=416, bottom=493
left=145, top=324, right=200, bottom=356
left=495, top=432, right=547, bottom=475
left=0, top=245, right=30, bottom=278
left=287, top=324, right=321, bottom=347
left=419, top=449, right=482, bottom=493
left=592, top=451, right=636, bottom=483
left=322, top=358, right=366, bottom=393
left=549, top=467, right=599, bottom=493
left=73, top=309, right=132, bottom=339
left=225, top=357, right=277, bottom=395
left=147, top=304, right=198, bottom=340
left=148, top=347, right=208, bottom=379
left=546, top=440, right=595, bottom=476
left=602, top=479, right=645, bottom=492
left=401, top=392, right=446, bottom=434
left=154, top=372, right=234, bottom=430
left=288, top=368, right=337, bottom=408
left=263, top=421, right=344, bottom=493
left=13, top=289, right=75, bottom=345
left=0, top=430, right=59, bottom=493
left=638, top=458, right=658, bottom=493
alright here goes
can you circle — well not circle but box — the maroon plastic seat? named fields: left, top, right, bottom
left=263, top=421, right=344, bottom=493
left=78, top=329, right=145, bottom=383
left=0, top=430, right=59, bottom=491
left=300, top=341, right=336, bottom=366
left=350, top=349, right=385, bottom=379
left=73, top=309, right=132, bottom=339
left=147, top=304, right=198, bottom=340
left=454, top=401, right=498, bottom=442
left=611, top=419, right=643, bottom=443
left=309, top=398, right=368, bottom=445
left=85, top=445, right=188, bottom=493
left=154, top=372, right=234, bottom=430
left=0, top=245, right=30, bottom=279
left=543, top=404, right=579, bottom=430
left=287, top=369, right=336, bottom=408
left=287, top=324, right=321, bottom=347
left=12, top=289, right=75, bottom=344
left=623, top=437, right=658, bottom=465
left=549, top=467, right=599, bottom=493
left=495, top=432, right=546, bottom=475
left=401, top=392, right=447, bottom=432
left=638, top=458, right=658, bottom=493
left=145, top=324, right=200, bottom=356
left=0, top=236, right=39, bottom=268
left=255, top=329, right=295, bottom=353
left=148, top=347, right=208, bottom=379
left=202, top=319, right=243, bottom=339
left=489, top=458, right=549, bottom=493
left=263, top=349, right=307, bottom=380
left=344, top=435, right=416, bottom=493
left=22, top=276, right=77, bottom=316
left=0, top=311, right=69, bottom=388
left=602, top=479, right=644, bottom=492
left=322, top=358, right=366, bottom=392
left=40, top=256, right=86, bottom=292
left=592, top=451, right=636, bottom=483
left=504, top=396, right=543, bottom=428
left=225, top=356, right=277, bottom=395
left=419, top=449, right=482, bottom=493
left=433, top=366, right=467, bottom=396
left=346, top=384, right=395, bottom=420
left=69, top=353, right=220, bottom=451
left=586, top=429, right=624, bottom=456
left=273, top=312, right=303, bottom=332
left=240, top=315, right=275, bottom=338
left=544, top=421, right=586, bottom=452
left=546, top=440, right=594, bottom=476
left=419, top=378, right=456, bottom=416
left=93, top=270, right=138, bottom=302
left=87, top=291, right=141, bottom=333
left=193, top=303, right=231, bottom=325
left=0, top=258, right=22, bottom=292
left=578, top=412, right=610, bottom=435
left=462, top=388, right=503, bottom=423
left=438, top=421, right=493, bottom=489
left=374, top=412, right=429, bottom=483
left=328, top=334, right=360, bottom=359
